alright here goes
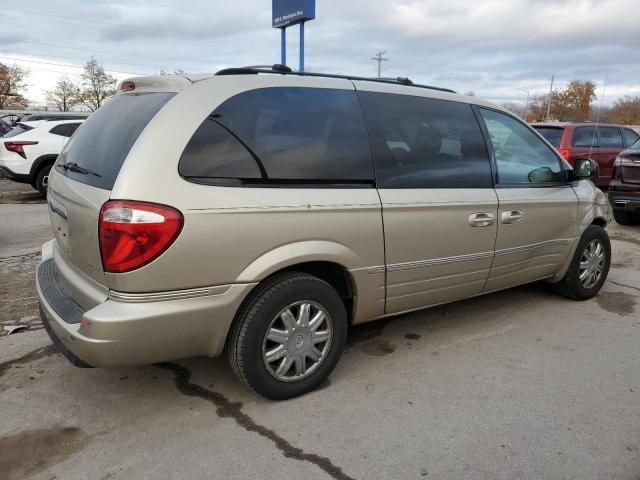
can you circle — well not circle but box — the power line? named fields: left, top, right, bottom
left=0, top=55, right=145, bottom=76
left=370, top=51, right=388, bottom=78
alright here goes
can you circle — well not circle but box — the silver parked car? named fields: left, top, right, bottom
left=37, top=66, right=611, bottom=399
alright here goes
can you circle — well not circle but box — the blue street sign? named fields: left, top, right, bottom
left=272, top=0, right=315, bottom=28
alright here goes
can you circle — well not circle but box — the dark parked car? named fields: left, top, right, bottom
left=609, top=138, right=640, bottom=225
left=532, top=123, right=639, bottom=187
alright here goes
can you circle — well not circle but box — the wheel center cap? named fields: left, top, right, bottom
left=293, top=334, right=304, bottom=346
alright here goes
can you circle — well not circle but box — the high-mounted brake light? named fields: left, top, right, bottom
left=120, top=81, right=136, bottom=92
left=5, top=141, right=38, bottom=158
left=558, top=149, right=570, bottom=161
left=99, top=200, right=183, bottom=273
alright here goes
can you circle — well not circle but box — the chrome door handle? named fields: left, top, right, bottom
left=501, top=210, right=524, bottom=224
left=469, top=212, right=495, bottom=227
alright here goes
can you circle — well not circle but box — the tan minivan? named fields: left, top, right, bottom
left=37, top=66, right=611, bottom=399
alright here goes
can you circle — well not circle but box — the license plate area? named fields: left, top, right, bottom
left=49, top=196, right=71, bottom=254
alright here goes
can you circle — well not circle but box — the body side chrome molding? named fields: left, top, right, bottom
left=109, top=284, right=232, bottom=303
left=387, top=251, right=494, bottom=272
left=386, top=238, right=574, bottom=272
left=494, top=238, right=574, bottom=257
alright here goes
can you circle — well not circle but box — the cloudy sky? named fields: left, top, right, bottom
left=1, top=0, right=638, bottom=107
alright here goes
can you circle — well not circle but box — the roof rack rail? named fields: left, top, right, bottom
left=215, top=65, right=455, bottom=93
left=216, top=64, right=292, bottom=76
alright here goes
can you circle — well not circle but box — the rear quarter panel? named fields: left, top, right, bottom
left=107, top=75, right=387, bottom=323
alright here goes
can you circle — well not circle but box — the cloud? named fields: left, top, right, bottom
left=0, top=0, right=638, bottom=105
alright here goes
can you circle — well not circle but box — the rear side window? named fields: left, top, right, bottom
left=49, top=123, right=81, bottom=137
left=179, top=120, right=262, bottom=180
left=3, top=124, right=33, bottom=138
left=622, top=128, right=639, bottom=147
left=598, top=127, right=623, bottom=148
left=533, top=127, right=564, bottom=148
left=572, top=126, right=597, bottom=147
left=55, top=92, right=175, bottom=189
left=180, top=87, right=373, bottom=184
left=359, top=92, right=492, bottom=188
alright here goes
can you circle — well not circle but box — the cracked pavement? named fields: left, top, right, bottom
left=1, top=179, right=639, bottom=480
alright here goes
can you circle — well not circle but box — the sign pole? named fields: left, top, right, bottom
left=281, top=27, right=287, bottom=66
left=273, top=0, right=314, bottom=70
left=299, top=21, right=305, bottom=72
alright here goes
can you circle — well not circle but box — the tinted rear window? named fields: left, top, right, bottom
left=180, top=87, right=373, bottom=184
left=533, top=127, right=564, bottom=148
left=55, top=92, right=174, bottom=189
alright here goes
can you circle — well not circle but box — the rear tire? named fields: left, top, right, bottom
left=228, top=272, right=347, bottom=400
left=552, top=225, right=611, bottom=300
left=613, top=209, right=640, bottom=226
left=35, top=165, right=52, bottom=198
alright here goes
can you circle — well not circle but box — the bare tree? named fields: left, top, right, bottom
left=45, top=77, right=81, bottom=111
left=608, top=96, right=640, bottom=125
left=0, top=63, right=29, bottom=109
left=79, top=57, right=116, bottom=112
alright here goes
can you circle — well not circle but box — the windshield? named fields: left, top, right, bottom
left=533, top=127, right=564, bottom=148
left=631, top=138, right=640, bottom=149
left=55, top=92, right=175, bottom=190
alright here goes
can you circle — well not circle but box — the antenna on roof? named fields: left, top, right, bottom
left=588, top=74, right=608, bottom=159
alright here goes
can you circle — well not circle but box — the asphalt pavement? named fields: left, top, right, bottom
left=1, top=178, right=639, bottom=480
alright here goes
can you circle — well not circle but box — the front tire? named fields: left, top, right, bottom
left=552, top=225, right=611, bottom=300
left=228, top=272, right=347, bottom=400
left=35, top=165, right=52, bottom=198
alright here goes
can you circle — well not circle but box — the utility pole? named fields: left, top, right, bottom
left=371, top=51, right=388, bottom=78
left=545, top=75, right=554, bottom=121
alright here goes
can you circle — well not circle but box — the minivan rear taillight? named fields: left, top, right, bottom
left=99, top=201, right=183, bottom=273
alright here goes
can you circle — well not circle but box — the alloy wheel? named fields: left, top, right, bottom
left=262, top=300, right=333, bottom=382
left=579, top=239, right=605, bottom=289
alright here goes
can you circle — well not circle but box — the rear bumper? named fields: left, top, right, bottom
left=36, top=250, right=256, bottom=367
left=0, top=165, right=31, bottom=183
left=608, top=190, right=640, bottom=211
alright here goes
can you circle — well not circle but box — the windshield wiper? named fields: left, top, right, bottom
left=60, top=161, right=101, bottom=177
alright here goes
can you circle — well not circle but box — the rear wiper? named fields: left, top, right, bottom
left=60, top=161, right=101, bottom=177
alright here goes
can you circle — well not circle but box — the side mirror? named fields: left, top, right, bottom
left=573, top=158, right=598, bottom=182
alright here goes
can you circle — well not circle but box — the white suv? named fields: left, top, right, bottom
left=0, top=119, right=84, bottom=197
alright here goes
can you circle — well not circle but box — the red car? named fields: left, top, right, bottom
left=532, top=122, right=639, bottom=187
